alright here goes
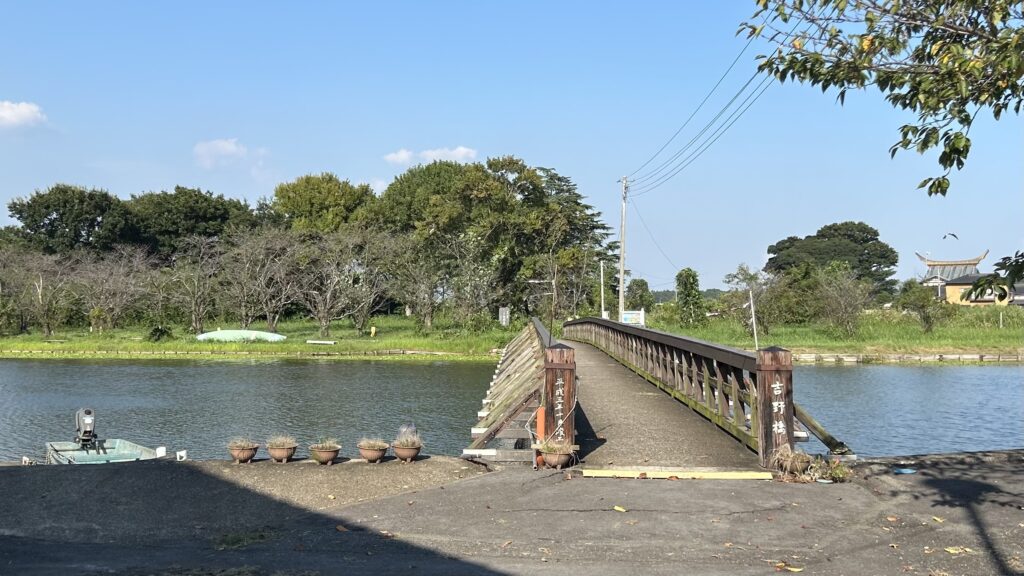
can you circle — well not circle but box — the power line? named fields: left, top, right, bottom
left=626, top=194, right=675, bottom=268
left=632, top=74, right=773, bottom=196
left=627, top=34, right=758, bottom=179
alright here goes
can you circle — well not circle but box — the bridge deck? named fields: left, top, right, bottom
left=570, top=342, right=759, bottom=470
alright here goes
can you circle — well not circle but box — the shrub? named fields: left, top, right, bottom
left=357, top=438, right=389, bottom=450
left=266, top=435, right=297, bottom=449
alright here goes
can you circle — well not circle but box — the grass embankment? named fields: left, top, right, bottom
left=646, top=311, right=1024, bottom=355
left=0, top=315, right=516, bottom=361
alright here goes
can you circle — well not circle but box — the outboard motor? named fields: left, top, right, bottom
left=75, top=408, right=97, bottom=448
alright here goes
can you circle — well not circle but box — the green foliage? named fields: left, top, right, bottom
left=675, top=268, right=706, bottom=326
left=895, top=279, right=945, bottom=332
left=968, top=251, right=1024, bottom=302
left=766, top=221, right=898, bottom=294
left=8, top=184, right=136, bottom=253
left=625, top=278, right=655, bottom=311
left=743, top=1, right=1024, bottom=197
left=813, top=262, right=872, bottom=337
left=128, top=186, right=254, bottom=255
left=651, top=289, right=676, bottom=304
left=146, top=325, right=174, bottom=342
left=274, top=173, right=374, bottom=232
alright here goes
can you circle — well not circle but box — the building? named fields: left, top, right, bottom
left=916, top=250, right=988, bottom=289
left=944, top=274, right=1024, bottom=307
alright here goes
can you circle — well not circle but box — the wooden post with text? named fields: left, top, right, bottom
left=542, top=343, right=576, bottom=444
left=755, top=346, right=794, bottom=469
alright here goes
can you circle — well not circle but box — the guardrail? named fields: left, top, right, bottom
left=563, top=317, right=850, bottom=467
left=464, top=318, right=577, bottom=464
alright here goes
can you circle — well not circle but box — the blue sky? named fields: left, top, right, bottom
left=2, top=2, right=1021, bottom=289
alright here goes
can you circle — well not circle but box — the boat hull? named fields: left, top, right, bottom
left=45, top=439, right=159, bottom=464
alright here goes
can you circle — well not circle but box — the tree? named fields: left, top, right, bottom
left=765, top=221, right=898, bottom=294
left=744, top=1, right=1023, bottom=288
left=625, top=278, right=655, bottom=311
left=388, top=236, right=448, bottom=331
left=723, top=263, right=781, bottom=336
left=128, top=186, right=254, bottom=256
left=744, top=1, right=1023, bottom=197
left=896, top=279, right=945, bottom=332
left=23, top=252, right=76, bottom=337
left=675, top=268, right=707, bottom=326
left=74, top=246, right=152, bottom=331
left=273, top=173, right=374, bottom=232
left=8, top=184, right=135, bottom=253
left=813, top=262, right=872, bottom=337
left=171, top=236, right=221, bottom=334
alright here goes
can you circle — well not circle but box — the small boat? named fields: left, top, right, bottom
left=45, top=439, right=160, bottom=464
left=196, top=329, right=287, bottom=342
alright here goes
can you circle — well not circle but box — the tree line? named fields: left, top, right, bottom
left=0, top=157, right=614, bottom=337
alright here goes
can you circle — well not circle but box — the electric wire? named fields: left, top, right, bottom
left=629, top=197, right=677, bottom=270
left=627, top=33, right=758, bottom=179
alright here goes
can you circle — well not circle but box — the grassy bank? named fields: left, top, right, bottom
left=0, top=315, right=516, bottom=360
left=646, top=311, right=1024, bottom=355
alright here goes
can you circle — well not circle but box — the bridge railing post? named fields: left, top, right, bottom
left=543, top=344, right=576, bottom=444
left=755, top=346, right=794, bottom=468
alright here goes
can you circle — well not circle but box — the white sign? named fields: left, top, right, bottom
left=621, top=309, right=646, bottom=326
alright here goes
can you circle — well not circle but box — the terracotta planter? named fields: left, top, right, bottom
left=267, top=445, right=297, bottom=463
left=540, top=451, right=572, bottom=470
left=393, top=445, right=421, bottom=463
left=228, top=445, right=259, bottom=464
left=358, top=446, right=387, bottom=463
left=309, top=446, right=341, bottom=465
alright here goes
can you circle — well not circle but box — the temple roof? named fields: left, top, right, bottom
left=916, top=250, right=987, bottom=282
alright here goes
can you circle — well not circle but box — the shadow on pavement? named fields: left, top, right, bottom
left=861, top=450, right=1024, bottom=576
left=0, top=458, right=507, bottom=576
left=572, top=403, right=605, bottom=462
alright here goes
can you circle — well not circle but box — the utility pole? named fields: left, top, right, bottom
left=599, top=260, right=606, bottom=319
left=618, top=176, right=628, bottom=322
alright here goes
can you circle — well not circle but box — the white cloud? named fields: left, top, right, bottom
left=383, top=148, right=414, bottom=165
left=383, top=145, right=478, bottom=166
left=193, top=138, right=249, bottom=169
left=0, top=101, right=47, bottom=128
left=418, top=146, right=477, bottom=163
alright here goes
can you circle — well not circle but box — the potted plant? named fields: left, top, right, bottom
left=392, top=425, right=423, bottom=463
left=309, top=437, right=341, bottom=465
left=266, top=435, right=298, bottom=463
left=227, top=437, right=259, bottom=464
left=537, top=439, right=574, bottom=470
left=357, top=438, right=389, bottom=463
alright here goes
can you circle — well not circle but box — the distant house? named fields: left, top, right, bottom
left=943, top=274, right=1024, bottom=307
left=915, top=251, right=987, bottom=300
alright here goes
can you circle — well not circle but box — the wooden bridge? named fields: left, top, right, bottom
left=464, top=317, right=851, bottom=474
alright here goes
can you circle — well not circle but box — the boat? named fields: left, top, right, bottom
left=45, top=439, right=161, bottom=464
left=196, top=329, right=287, bottom=342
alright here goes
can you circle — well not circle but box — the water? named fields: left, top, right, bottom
left=1, top=360, right=1021, bottom=461
left=0, top=358, right=493, bottom=461
left=795, top=364, right=1024, bottom=457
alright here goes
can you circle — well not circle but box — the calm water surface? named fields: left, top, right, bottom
left=795, top=364, right=1023, bottom=457
left=1, top=360, right=1021, bottom=461
left=0, top=359, right=493, bottom=461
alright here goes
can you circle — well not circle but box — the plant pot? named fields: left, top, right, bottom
left=358, top=446, right=387, bottom=463
left=541, top=451, right=572, bottom=470
left=229, top=445, right=259, bottom=464
left=309, top=446, right=340, bottom=465
left=392, top=445, right=421, bottom=463
left=267, top=445, right=297, bottom=463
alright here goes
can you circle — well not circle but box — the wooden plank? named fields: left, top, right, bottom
left=756, top=347, right=794, bottom=468
left=581, top=468, right=773, bottom=480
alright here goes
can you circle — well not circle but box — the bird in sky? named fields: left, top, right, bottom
left=942, top=232, right=959, bottom=240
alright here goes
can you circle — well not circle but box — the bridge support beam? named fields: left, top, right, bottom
left=755, top=347, right=794, bottom=468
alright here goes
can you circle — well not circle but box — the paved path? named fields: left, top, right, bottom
left=569, top=341, right=758, bottom=470
left=3, top=451, right=1022, bottom=575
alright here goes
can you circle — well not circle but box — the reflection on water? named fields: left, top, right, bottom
left=0, top=358, right=493, bottom=461
left=795, top=364, right=1024, bottom=457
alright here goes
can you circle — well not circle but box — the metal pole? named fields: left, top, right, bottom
left=599, top=260, right=606, bottom=318
left=618, top=176, right=628, bottom=322
left=550, top=264, right=557, bottom=346
left=749, top=288, right=759, bottom=350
